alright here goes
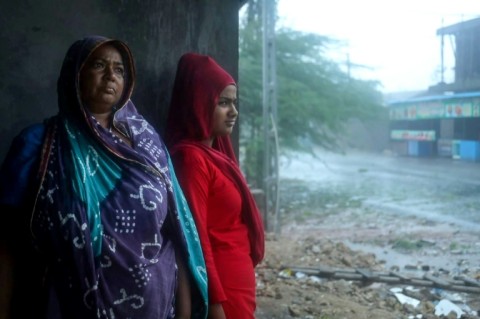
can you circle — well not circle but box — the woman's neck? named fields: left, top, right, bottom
left=201, top=137, right=213, bottom=147
left=90, top=111, right=112, bottom=129
left=90, top=110, right=133, bottom=147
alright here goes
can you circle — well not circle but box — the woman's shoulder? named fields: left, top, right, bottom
left=4, top=122, right=46, bottom=159
left=170, top=143, right=224, bottom=176
left=15, top=122, right=47, bottom=145
left=171, top=143, right=209, bottom=164
left=0, top=122, right=47, bottom=208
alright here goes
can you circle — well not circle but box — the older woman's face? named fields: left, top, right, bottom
left=80, top=44, right=125, bottom=113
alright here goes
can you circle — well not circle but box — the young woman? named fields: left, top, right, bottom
left=166, top=53, right=265, bottom=319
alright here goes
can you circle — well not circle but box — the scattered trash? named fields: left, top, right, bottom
left=390, top=287, right=420, bottom=308
left=434, top=299, right=464, bottom=318
left=295, top=271, right=306, bottom=279
left=278, top=269, right=292, bottom=278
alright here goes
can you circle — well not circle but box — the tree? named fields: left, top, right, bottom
left=239, top=0, right=385, bottom=186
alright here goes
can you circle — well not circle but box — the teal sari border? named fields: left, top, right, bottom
left=168, top=155, right=208, bottom=318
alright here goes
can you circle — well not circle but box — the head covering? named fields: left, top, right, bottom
left=166, top=53, right=265, bottom=266
left=57, top=35, right=135, bottom=126
left=53, top=36, right=163, bottom=169
left=166, top=53, right=237, bottom=161
left=26, top=37, right=207, bottom=318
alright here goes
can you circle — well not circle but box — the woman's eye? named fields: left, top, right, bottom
left=115, top=67, right=125, bottom=76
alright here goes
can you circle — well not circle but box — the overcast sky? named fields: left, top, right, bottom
left=276, top=0, right=480, bottom=93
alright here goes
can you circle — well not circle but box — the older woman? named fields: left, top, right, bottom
left=165, top=53, right=265, bottom=319
left=0, top=36, right=207, bottom=319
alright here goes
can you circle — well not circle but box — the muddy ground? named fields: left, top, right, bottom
left=253, top=151, right=480, bottom=319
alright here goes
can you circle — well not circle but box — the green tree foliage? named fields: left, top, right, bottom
left=239, top=1, right=385, bottom=185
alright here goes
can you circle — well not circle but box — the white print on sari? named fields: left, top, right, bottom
left=95, top=290, right=144, bottom=319
left=99, top=235, right=117, bottom=268
left=83, top=277, right=99, bottom=310
left=140, top=234, right=161, bottom=264
left=103, top=233, right=117, bottom=252
left=127, top=116, right=153, bottom=135
left=97, top=308, right=115, bottom=319
left=57, top=210, right=87, bottom=249
left=46, top=185, right=59, bottom=204
left=113, top=288, right=144, bottom=309
left=114, top=209, right=136, bottom=233
left=100, top=255, right=112, bottom=268
left=38, top=170, right=59, bottom=204
left=86, top=145, right=100, bottom=176
left=138, top=138, right=163, bottom=159
left=129, top=262, right=153, bottom=288
left=65, top=120, right=76, bottom=139
left=129, top=181, right=163, bottom=211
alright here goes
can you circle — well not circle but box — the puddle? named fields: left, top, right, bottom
left=346, top=240, right=480, bottom=277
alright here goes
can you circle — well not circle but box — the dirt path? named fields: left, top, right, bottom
left=254, top=151, right=480, bottom=318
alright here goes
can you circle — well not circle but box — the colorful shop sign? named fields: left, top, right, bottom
left=390, top=130, right=436, bottom=141
left=389, top=98, right=480, bottom=120
left=416, top=102, right=444, bottom=119
left=444, top=100, right=480, bottom=117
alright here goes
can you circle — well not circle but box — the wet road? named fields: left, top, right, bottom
left=280, top=150, right=480, bottom=231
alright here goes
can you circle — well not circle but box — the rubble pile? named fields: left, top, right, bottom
left=255, top=234, right=480, bottom=319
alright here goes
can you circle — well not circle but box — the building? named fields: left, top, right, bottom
left=388, top=17, right=480, bottom=161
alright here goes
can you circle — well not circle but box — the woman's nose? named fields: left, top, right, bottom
left=230, top=104, right=238, bottom=117
left=104, top=65, right=117, bottom=81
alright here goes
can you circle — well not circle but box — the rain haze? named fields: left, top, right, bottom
left=253, top=2, right=480, bottom=317
left=277, top=0, right=480, bottom=93
left=269, top=0, right=480, bottom=230
left=271, top=0, right=480, bottom=235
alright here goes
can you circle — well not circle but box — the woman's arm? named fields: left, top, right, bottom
left=171, top=149, right=227, bottom=304
left=0, top=123, right=45, bottom=318
left=174, top=250, right=191, bottom=319
left=207, top=303, right=226, bottom=319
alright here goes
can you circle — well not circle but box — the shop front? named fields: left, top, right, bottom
left=388, top=92, right=480, bottom=161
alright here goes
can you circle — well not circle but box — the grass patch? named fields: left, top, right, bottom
left=449, top=241, right=471, bottom=251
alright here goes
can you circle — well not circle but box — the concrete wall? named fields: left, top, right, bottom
left=0, top=0, right=241, bottom=162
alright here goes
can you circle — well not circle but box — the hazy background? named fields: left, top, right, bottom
left=277, top=0, right=480, bottom=93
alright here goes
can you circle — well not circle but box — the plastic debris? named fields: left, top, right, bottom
left=390, top=287, right=420, bottom=308
left=434, top=299, right=464, bottom=318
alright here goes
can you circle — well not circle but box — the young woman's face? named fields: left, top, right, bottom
left=211, top=85, right=238, bottom=138
left=79, top=44, right=125, bottom=113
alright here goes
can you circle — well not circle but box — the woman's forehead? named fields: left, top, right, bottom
left=88, top=44, right=123, bottom=61
left=220, top=85, right=237, bottom=97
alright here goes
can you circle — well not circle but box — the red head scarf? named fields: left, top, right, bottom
left=166, top=53, right=265, bottom=265
left=165, top=53, right=237, bottom=161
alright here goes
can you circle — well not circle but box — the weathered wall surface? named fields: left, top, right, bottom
left=0, top=0, right=241, bottom=162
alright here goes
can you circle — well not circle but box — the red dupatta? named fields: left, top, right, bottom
left=166, top=53, right=265, bottom=265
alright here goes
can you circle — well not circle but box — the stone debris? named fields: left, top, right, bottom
left=256, top=234, right=480, bottom=319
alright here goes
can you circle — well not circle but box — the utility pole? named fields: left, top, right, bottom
left=440, top=18, right=445, bottom=83
left=262, top=0, right=279, bottom=233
